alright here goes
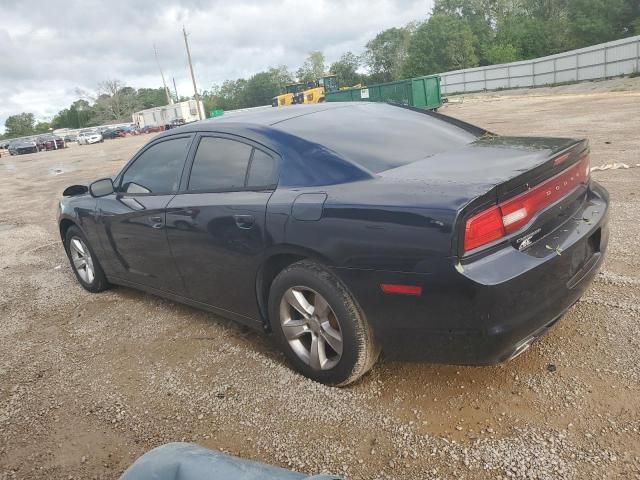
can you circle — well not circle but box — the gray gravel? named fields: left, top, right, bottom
left=1, top=78, right=639, bottom=479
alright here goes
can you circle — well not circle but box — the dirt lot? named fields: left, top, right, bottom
left=1, top=78, right=639, bottom=480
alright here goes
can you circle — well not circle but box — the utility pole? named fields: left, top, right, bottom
left=172, top=77, right=179, bottom=102
left=183, top=25, right=203, bottom=120
left=154, top=44, right=173, bottom=105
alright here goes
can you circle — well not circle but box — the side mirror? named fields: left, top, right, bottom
left=89, top=178, right=114, bottom=198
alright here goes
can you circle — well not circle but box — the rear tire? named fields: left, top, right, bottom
left=64, top=226, right=110, bottom=293
left=269, top=260, right=380, bottom=386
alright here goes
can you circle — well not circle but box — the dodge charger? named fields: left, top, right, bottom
left=57, top=103, right=609, bottom=386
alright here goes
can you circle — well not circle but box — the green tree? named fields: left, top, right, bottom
left=136, top=88, right=169, bottom=109
left=402, top=15, right=479, bottom=78
left=243, top=71, right=283, bottom=107
left=4, top=113, right=35, bottom=138
left=34, top=121, right=51, bottom=134
left=71, top=99, right=93, bottom=127
left=296, top=51, right=326, bottom=83
left=203, top=66, right=294, bottom=114
left=329, top=52, right=363, bottom=87
left=486, top=43, right=519, bottom=64
left=363, top=26, right=413, bottom=83
left=92, top=80, right=141, bottom=123
left=567, top=0, right=638, bottom=49
left=204, top=79, right=249, bottom=111
left=268, top=65, right=294, bottom=90
left=494, top=15, right=556, bottom=59
left=433, top=0, right=503, bottom=64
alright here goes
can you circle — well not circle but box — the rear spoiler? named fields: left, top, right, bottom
left=390, top=103, right=493, bottom=137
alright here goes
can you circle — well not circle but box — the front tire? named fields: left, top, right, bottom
left=269, top=260, right=379, bottom=386
left=64, top=226, right=109, bottom=292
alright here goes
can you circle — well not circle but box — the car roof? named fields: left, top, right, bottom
left=152, top=103, right=485, bottom=181
left=201, top=102, right=355, bottom=127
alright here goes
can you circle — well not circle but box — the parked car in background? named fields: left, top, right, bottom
left=165, top=118, right=186, bottom=130
left=8, top=139, right=39, bottom=155
left=64, top=134, right=78, bottom=143
left=37, top=135, right=65, bottom=151
left=57, top=103, right=609, bottom=386
left=101, top=127, right=126, bottom=140
left=77, top=130, right=103, bottom=145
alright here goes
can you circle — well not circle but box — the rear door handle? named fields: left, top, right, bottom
left=234, top=214, right=255, bottom=229
left=149, top=215, right=164, bottom=229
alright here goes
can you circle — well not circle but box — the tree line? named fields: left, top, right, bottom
left=205, top=0, right=638, bottom=111
left=3, top=0, right=638, bottom=139
left=2, top=81, right=177, bottom=139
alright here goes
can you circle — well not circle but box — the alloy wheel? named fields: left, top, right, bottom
left=279, top=287, right=343, bottom=371
left=69, top=237, right=95, bottom=284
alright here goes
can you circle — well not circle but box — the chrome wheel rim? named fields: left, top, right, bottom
left=69, top=237, right=95, bottom=284
left=279, top=287, right=343, bottom=371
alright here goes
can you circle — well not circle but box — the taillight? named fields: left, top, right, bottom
left=464, top=154, right=590, bottom=253
left=464, top=206, right=505, bottom=251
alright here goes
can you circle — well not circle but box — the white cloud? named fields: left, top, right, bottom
left=0, top=0, right=432, bottom=132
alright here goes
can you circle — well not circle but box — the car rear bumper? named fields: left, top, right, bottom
left=332, top=181, right=609, bottom=364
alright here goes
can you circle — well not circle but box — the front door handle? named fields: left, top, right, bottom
left=234, top=214, right=255, bottom=229
left=149, top=215, right=164, bottom=229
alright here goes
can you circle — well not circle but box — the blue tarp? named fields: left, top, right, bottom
left=120, top=443, right=341, bottom=480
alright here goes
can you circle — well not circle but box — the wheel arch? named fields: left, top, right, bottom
left=255, top=245, right=334, bottom=330
left=59, top=217, right=79, bottom=241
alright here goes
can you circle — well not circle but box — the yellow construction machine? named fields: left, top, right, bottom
left=271, top=83, right=306, bottom=107
left=295, top=75, right=339, bottom=104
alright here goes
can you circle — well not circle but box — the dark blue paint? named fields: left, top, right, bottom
left=58, top=103, right=609, bottom=364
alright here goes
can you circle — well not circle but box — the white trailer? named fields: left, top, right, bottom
left=132, top=100, right=204, bottom=128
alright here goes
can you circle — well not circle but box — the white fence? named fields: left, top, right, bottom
left=440, top=35, right=640, bottom=95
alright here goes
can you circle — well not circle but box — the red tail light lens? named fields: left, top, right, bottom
left=464, top=206, right=505, bottom=251
left=380, top=284, right=423, bottom=295
left=464, top=154, right=590, bottom=253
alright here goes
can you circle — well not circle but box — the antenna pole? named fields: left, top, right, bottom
left=183, top=26, right=203, bottom=120
left=154, top=44, right=173, bottom=105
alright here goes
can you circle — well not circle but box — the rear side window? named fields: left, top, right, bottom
left=188, top=137, right=276, bottom=191
left=120, top=137, right=191, bottom=194
left=247, top=149, right=277, bottom=187
left=189, top=137, right=252, bottom=191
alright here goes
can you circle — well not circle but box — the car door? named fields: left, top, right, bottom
left=96, top=134, right=193, bottom=294
left=166, top=134, right=279, bottom=323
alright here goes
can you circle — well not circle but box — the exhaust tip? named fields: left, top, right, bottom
left=505, top=336, right=536, bottom=362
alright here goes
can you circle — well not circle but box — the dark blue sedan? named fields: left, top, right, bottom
left=58, top=103, right=609, bottom=386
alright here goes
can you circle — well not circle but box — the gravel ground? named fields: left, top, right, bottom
left=1, top=77, right=639, bottom=479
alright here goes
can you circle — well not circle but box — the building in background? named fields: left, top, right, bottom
left=132, top=99, right=204, bottom=128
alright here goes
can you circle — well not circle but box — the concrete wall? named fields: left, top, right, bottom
left=440, top=36, right=640, bottom=95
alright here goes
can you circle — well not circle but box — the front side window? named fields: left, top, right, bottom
left=120, top=137, right=191, bottom=194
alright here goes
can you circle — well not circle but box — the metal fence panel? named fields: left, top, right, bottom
left=440, top=36, right=640, bottom=95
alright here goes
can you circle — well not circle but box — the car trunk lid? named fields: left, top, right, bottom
left=380, top=135, right=590, bottom=256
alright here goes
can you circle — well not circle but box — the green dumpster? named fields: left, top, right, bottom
left=326, top=75, right=441, bottom=110
left=324, top=87, right=362, bottom=102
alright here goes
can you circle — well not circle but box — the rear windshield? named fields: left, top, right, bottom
left=278, top=103, right=481, bottom=173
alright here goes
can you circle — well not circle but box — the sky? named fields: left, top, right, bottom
left=0, top=0, right=433, bottom=132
